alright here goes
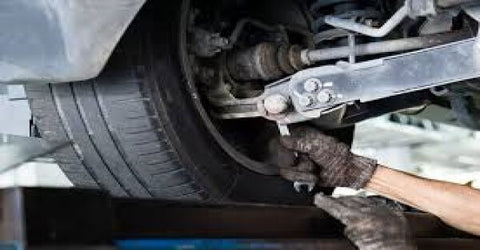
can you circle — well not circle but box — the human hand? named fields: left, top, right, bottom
left=315, top=193, right=416, bottom=250
left=278, top=126, right=377, bottom=189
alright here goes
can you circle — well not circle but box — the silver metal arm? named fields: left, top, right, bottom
left=281, top=37, right=480, bottom=122
left=214, top=36, right=480, bottom=124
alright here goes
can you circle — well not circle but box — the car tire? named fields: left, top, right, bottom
left=26, top=0, right=327, bottom=204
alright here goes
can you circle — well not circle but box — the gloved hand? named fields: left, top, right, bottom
left=278, top=126, right=377, bottom=189
left=315, top=193, right=416, bottom=250
left=275, top=138, right=319, bottom=185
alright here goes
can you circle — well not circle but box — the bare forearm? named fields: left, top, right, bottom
left=365, top=166, right=480, bottom=235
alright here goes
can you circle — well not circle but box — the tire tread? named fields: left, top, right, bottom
left=25, top=62, right=208, bottom=200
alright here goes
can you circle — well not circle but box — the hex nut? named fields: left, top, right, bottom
left=263, top=94, right=289, bottom=114
left=298, top=95, right=314, bottom=107
left=316, top=90, right=333, bottom=104
left=303, top=78, right=322, bottom=93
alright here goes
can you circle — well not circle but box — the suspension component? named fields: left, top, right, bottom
left=302, top=31, right=470, bottom=64
left=227, top=43, right=304, bottom=81
left=213, top=33, right=480, bottom=123
left=203, top=1, right=480, bottom=129
left=324, top=0, right=475, bottom=38
left=309, top=0, right=382, bottom=44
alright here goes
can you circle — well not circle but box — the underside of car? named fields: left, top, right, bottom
left=14, top=0, right=480, bottom=203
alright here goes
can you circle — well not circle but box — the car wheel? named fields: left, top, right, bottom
left=26, top=0, right=351, bottom=204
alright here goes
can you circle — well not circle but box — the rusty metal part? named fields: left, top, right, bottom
left=225, top=30, right=469, bottom=72
left=227, top=43, right=305, bottom=81
left=288, top=45, right=304, bottom=71
left=227, top=43, right=283, bottom=81
left=225, top=18, right=288, bottom=50
left=190, top=28, right=229, bottom=57
left=277, top=45, right=296, bottom=75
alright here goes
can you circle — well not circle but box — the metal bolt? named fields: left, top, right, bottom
left=263, top=94, right=289, bottom=114
left=298, top=95, right=314, bottom=107
left=316, top=90, right=333, bottom=104
left=303, top=78, right=321, bottom=93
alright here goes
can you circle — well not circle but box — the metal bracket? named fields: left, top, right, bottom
left=261, top=36, right=480, bottom=124
left=214, top=36, right=480, bottom=124
left=291, top=37, right=480, bottom=107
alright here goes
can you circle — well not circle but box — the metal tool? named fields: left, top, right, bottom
left=277, top=123, right=315, bottom=193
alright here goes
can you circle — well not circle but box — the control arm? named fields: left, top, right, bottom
left=214, top=35, right=480, bottom=124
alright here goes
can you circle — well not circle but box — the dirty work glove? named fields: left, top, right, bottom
left=279, top=126, right=377, bottom=189
left=315, top=193, right=416, bottom=250
left=269, top=138, right=319, bottom=184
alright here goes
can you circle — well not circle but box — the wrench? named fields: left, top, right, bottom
left=277, top=123, right=316, bottom=193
